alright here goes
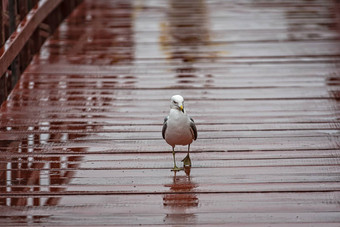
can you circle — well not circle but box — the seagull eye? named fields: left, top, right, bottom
left=173, top=101, right=178, bottom=104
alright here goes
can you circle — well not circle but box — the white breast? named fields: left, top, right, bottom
left=164, top=109, right=193, bottom=147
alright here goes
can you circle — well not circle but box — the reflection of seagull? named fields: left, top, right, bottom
left=162, top=95, right=197, bottom=171
left=163, top=166, right=199, bottom=206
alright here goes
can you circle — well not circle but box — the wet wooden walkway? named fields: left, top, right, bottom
left=1, top=0, right=340, bottom=225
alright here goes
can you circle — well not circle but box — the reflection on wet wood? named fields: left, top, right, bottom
left=1, top=0, right=340, bottom=225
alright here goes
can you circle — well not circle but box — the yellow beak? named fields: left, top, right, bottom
left=180, top=105, right=184, bottom=112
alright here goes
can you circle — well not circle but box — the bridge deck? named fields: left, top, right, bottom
left=1, top=0, right=340, bottom=225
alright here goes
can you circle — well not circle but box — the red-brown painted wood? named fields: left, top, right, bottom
left=0, top=0, right=340, bottom=225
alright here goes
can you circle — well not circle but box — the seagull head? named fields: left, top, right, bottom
left=170, top=95, right=185, bottom=113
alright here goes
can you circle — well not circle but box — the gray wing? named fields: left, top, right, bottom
left=162, top=116, right=168, bottom=139
left=189, top=117, right=197, bottom=140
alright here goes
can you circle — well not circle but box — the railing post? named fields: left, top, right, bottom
left=8, top=0, right=16, bottom=34
left=0, top=0, right=4, bottom=46
left=27, top=0, right=32, bottom=11
left=8, top=0, right=19, bottom=93
left=0, top=0, right=5, bottom=103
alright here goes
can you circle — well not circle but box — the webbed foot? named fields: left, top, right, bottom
left=171, top=165, right=182, bottom=172
left=181, top=154, right=191, bottom=167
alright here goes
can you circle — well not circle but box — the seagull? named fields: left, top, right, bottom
left=162, top=95, right=197, bottom=171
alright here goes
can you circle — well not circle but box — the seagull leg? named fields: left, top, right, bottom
left=182, top=144, right=192, bottom=167
left=171, top=147, right=181, bottom=171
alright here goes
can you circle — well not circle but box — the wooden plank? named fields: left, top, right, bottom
left=24, top=62, right=340, bottom=75
left=0, top=193, right=339, bottom=226
left=2, top=88, right=337, bottom=101
left=0, top=137, right=339, bottom=152
left=0, top=122, right=339, bottom=132
left=1, top=129, right=340, bottom=141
